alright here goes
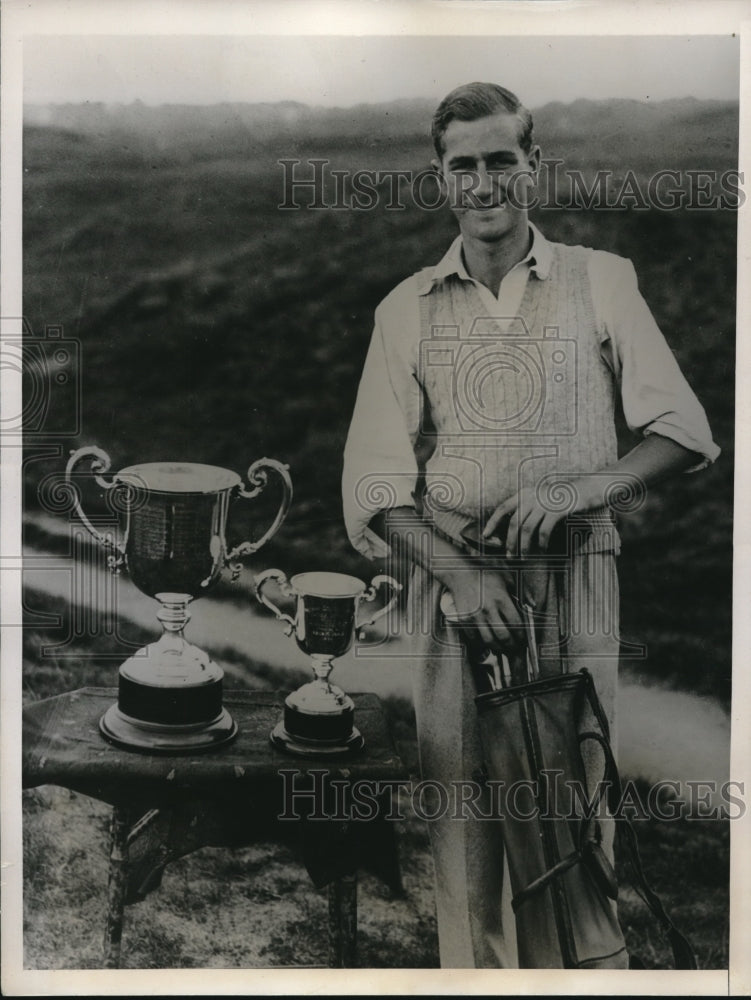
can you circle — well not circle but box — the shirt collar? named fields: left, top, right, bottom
left=417, top=222, right=552, bottom=295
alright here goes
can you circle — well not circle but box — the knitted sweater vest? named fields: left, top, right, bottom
left=416, top=242, right=620, bottom=554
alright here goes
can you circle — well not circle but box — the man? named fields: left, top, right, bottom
left=342, top=82, right=718, bottom=968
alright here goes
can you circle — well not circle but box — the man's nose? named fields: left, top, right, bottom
left=475, top=164, right=494, bottom=199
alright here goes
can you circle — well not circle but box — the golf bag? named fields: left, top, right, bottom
left=474, top=665, right=697, bottom=969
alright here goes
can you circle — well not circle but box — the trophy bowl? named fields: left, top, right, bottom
left=254, top=569, right=401, bottom=756
left=65, top=447, right=292, bottom=753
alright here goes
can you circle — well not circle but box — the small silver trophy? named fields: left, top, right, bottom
left=65, top=446, right=292, bottom=752
left=253, top=570, right=401, bottom=756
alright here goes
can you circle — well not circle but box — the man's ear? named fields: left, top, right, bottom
left=528, top=145, right=541, bottom=178
left=431, top=157, right=446, bottom=186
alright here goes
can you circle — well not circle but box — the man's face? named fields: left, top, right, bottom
left=435, top=111, right=540, bottom=244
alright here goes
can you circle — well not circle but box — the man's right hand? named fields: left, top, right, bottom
left=441, top=566, right=523, bottom=652
left=375, top=506, right=524, bottom=652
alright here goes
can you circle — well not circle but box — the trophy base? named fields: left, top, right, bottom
left=100, top=704, right=238, bottom=754
left=99, top=630, right=239, bottom=753
left=269, top=721, right=365, bottom=758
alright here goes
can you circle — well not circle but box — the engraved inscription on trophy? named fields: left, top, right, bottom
left=254, top=570, right=401, bottom=756
left=298, top=598, right=356, bottom=657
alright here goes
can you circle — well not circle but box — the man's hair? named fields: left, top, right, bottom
left=431, top=82, right=535, bottom=159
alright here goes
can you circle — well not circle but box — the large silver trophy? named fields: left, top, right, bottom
left=65, top=446, right=292, bottom=753
left=254, top=570, right=401, bottom=756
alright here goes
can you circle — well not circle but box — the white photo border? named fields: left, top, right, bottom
left=2, top=0, right=748, bottom=995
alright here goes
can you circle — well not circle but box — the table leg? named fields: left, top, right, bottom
left=327, top=872, right=357, bottom=968
left=103, top=805, right=130, bottom=968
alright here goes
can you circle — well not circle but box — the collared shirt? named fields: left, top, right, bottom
left=426, top=223, right=554, bottom=318
left=343, top=224, right=720, bottom=559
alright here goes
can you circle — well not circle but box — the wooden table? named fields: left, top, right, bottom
left=22, top=688, right=408, bottom=969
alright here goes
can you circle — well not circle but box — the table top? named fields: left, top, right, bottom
left=23, top=688, right=408, bottom=808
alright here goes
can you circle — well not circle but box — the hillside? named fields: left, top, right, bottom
left=23, top=95, right=739, bottom=164
left=21, top=97, right=737, bottom=700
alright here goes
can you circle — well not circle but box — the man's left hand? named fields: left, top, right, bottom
left=483, top=476, right=602, bottom=557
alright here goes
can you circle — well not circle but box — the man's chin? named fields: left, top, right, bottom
left=456, top=204, right=528, bottom=240
left=468, top=214, right=513, bottom=241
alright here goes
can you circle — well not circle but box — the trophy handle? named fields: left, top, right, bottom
left=356, top=574, right=402, bottom=637
left=226, top=459, right=293, bottom=570
left=253, top=568, right=297, bottom=635
left=65, top=446, right=126, bottom=571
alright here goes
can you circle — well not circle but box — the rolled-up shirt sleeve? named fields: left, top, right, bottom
left=593, top=253, right=720, bottom=472
left=342, top=299, right=421, bottom=559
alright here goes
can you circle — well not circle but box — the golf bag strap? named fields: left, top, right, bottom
left=578, top=670, right=698, bottom=971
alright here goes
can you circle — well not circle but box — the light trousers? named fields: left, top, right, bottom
left=407, top=553, right=621, bottom=968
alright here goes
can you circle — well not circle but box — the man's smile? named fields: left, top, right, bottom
left=467, top=201, right=507, bottom=211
